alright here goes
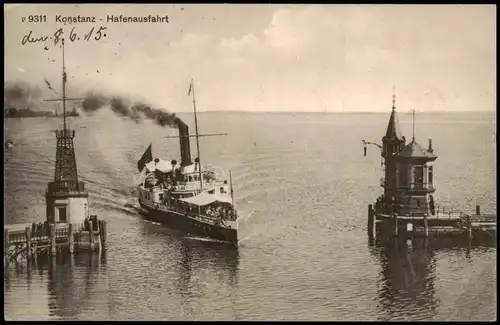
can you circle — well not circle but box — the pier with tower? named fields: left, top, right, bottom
left=4, top=39, right=107, bottom=266
left=363, top=91, right=496, bottom=244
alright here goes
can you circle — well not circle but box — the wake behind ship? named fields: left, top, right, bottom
left=135, top=80, right=238, bottom=246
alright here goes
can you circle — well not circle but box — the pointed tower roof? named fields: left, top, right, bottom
left=385, top=91, right=404, bottom=141
left=395, top=139, right=437, bottom=160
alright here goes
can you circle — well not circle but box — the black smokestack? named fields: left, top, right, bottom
left=175, top=116, right=192, bottom=166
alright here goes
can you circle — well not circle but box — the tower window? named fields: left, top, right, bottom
left=428, top=166, right=434, bottom=185
left=414, top=166, right=424, bottom=186
left=399, top=164, right=408, bottom=186
left=58, top=207, right=67, bottom=223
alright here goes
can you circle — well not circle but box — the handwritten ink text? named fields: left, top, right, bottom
left=21, top=26, right=108, bottom=47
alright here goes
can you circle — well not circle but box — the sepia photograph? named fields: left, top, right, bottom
left=3, top=3, right=496, bottom=321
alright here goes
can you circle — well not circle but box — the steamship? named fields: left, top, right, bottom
left=136, top=80, right=238, bottom=246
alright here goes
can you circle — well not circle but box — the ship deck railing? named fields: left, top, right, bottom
left=151, top=199, right=237, bottom=223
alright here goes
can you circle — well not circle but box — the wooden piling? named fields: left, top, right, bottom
left=50, top=224, right=56, bottom=255
left=25, top=227, right=32, bottom=260
left=68, top=224, right=74, bottom=254
left=89, top=228, right=95, bottom=251
left=367, top=205, right=374, bottom=241
left=100, top=220, right=107, bottom=251
left=423, top=214, right=429, bottom=237
left=4, top=229, right=10, bottom=266
left=467, top=214, right=472, bottom=240
left=394, top=215, right=399, bottom=238
left=476, top=205, right=481, bottom=216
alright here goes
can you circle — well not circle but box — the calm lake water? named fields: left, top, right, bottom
left=3, top=111, right=497, bottom=321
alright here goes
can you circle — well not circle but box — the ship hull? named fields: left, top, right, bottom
left=139, top=201, right=238, bottom=246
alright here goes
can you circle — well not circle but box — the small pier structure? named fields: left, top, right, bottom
left=363, top=90, right=496, bottom=243
left=4, top=38, right=107, bottom=266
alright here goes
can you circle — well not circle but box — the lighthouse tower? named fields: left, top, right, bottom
left=381, top=96, right=437, bottom=216
left=45, top=39, right=88, bottom=225
left=381, top=92, right=406, bottom=200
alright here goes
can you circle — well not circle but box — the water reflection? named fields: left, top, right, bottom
left=371, top=237, right=496, bottom=321
left=45, top=252, right=108, bottom=319
left=176, top=238, right=240, bottom=295
left=3, top=251, right=109, bottom=320
left=139, top=221, right=240, bottom=319
left=139, top=221, right=240, bottom=293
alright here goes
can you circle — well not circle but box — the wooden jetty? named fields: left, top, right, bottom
left=368, top=204, right=496, bottom=241
left=363, top=92, right=496, bottom=243
left=4, top=38, right=108, bottom=266
left=4, top=219, right=107, bottom=266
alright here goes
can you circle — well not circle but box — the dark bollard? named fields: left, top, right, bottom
left=50, top=224, right=56, bottom=255
left=100, top=220, right=107, bottom=251
left=25, top=227, right=32, bottom=260
left=368, top=204, right=374, bottom=241
left=394, top=215, right=399, bottom=238
left=4, top=229, right=10, bottom=266
left=467, top=214, right=473, bottom=240
left=68, top=224, right=74, bottom=254
left=424, top=214, right=429, bottom=237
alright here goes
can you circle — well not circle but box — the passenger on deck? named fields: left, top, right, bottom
left=84, top=216, right=90, bottom=231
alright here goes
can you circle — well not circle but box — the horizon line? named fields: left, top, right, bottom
left=173, top=110, right=496, bottom=114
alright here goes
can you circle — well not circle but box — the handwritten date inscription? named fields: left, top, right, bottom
left=22, top=26, right=107, bottom=47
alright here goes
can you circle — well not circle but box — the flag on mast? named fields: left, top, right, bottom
left=137, top=143, right=153, bottom=172
left=188, top=80, right=193, bottom=96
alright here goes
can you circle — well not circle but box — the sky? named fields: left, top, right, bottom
left=4, top=4, right=496, bottom=112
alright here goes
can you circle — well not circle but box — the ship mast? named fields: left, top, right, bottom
left=62, top=38, right=67, bottom=131
left=412, top=109, right=416, bottom=141
left=44, top=38, right=83, bottom=130
left=229, top=169, right=235, bottom=204
left=190, top=79, right=204, bottom=191
left=43, top=38, right=84, bottom=183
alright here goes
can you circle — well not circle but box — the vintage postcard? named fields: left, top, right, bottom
left=3, top=4, right=496, bottom=321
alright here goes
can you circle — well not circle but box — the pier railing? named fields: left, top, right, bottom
left=5, top=222, right=92, bottom=245
left=47, top=181, right=87, bottom=195
left=379, top=178, right=436, bottom=192
left=4, top=220, right=107, bottom=265
left=434, top=205, right=463, bottom=219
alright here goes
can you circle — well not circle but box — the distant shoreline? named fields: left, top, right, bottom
left=3, top=110, right=494, bottom=117
left=4, top=108, right=79, bottom=118
left=5, top=115, right=60, bottom=118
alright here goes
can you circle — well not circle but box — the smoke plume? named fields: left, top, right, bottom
left=81, top=92, right=177, bottom=127
left=4, top=81, right=44, bottom=110
left=4, top=80, right=179, bottom=128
